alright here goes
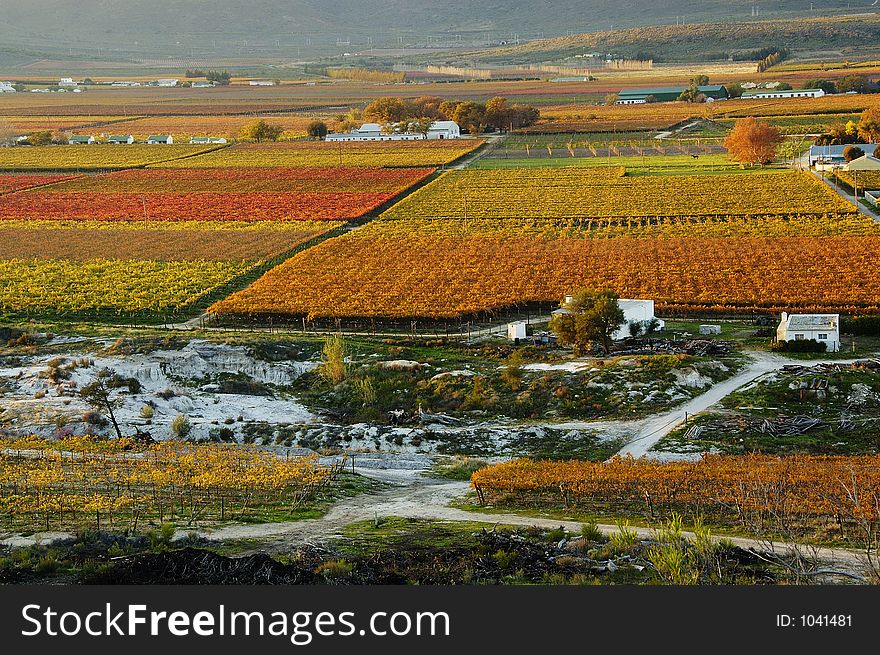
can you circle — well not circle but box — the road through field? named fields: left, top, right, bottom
left=618, top=351, right=870, bottom=458
left=201, top=466, right=870, bottom=578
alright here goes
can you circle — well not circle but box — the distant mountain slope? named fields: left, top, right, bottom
left=464, top=14, right=880, bottom=63
left=0, top=1, right=870, bottom=55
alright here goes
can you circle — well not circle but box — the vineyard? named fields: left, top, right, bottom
left=211, top=227, right=880, bottom=319
left=0, top=144, right=220, bottom=171
left=72, top=115, right=315, bottom=140
left=213, top=164, right=873, bottom=320
left=837, top=170, right=880, bottom=190
left=0, top=173, right=82, bottom=193
left=470, top=455, right=880, bottom=539
left=0, top=437, right=333, bottom=532
left=0, top=160, right=437, bottom=315
left=382, top=169, right=856, bottom=220
left=159, top=140, right=483, bottom=168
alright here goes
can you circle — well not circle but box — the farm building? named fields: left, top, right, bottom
left=191, top=81, right=215, bottom=88
left=190, top=137, right=228, bottom=144
left=507, top=321, right=528, bottom=341
left=68, top=135, right=95, bottom=145
left=0, top=82, right=16, bottom=93
left=809, top=144, right=875, bottom=169
left=426, top=120, right=461, bottom=139
left=249, top=80, right=276, bottom=86
left=845, top=154, right=880, bottom=171
left=552, top=297, right=664, bottom=341
left=154, top=79, right=179, bottom=87
left=615, top=85, right=728, bottom=104
left=776, top=312, right=840, bottom=352
left=147, top=135, right=173, bottom=145
left=740, top=88, right=825, bottom=100
left=866, top=190, right=880, bottom=205
left=326, top=121, right=461, bottom=141
left=58, top=77, right=77, bottom=86
left=106, top=135, right=134, bottom=145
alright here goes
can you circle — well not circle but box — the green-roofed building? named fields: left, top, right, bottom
left=68, top=135, right=95, bottom=144
left=616, top=85, right=728, bottom=104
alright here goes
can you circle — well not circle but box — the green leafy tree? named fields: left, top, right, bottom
left=802, top=79, right=837, bottom=94
left=549, top=289, right=625, bottom=355
left=838, top=74, right=873, bottom=94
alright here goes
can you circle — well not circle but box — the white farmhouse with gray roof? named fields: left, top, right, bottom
left=776, top=312, right=840, bottom=352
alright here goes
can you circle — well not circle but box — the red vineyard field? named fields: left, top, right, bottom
left=0, top=191, right=403, bottom=222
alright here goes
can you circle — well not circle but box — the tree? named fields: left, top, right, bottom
left=412, top=96, right=444, bottom=119
left=240, top=119, right=285, bottom=142
left=307, top=120, right=328, bottom=140
left=844, top=145, right=865, bottom=162
left=875, top=145, right=880, bottom=159
left=858, top=106, right=880, bottom=143
left=837, top=74, right=873, bottom=94
left=27, top=130, right=52, bottom=146
left=318, top=335, right=347, bottom=385
left=548, top=289, right=625, bottom=355
left=452, top=101, right=487, bottom=134
left=724, top=117, right=783, bottom=166
left=816, top=121, right=860, bottom=146
left=509, top=104, right=540, bottom=129
left=691, top=74, right=710, bottom=87
left=363, top=96, right=411, bottom=123
left=205, top=70, right=232, bottom=85
left=485, top=96, right=511, bottom=131
left=775, top=82, right=793, bottom=91
left=803, top=79, right=837, bottom=95
left=81, top=369, right=124, bottom=439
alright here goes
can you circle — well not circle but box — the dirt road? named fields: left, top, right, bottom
left=201, top=468, right=869, bottom=575
left=619, top=351, right=868, bottom=458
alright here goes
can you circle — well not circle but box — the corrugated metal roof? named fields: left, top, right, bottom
left=786, top=314, right=838, bottom=331
left=618, top=85, right=725, bottom=96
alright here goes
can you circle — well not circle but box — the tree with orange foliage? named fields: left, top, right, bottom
left=724, top=117, right=783, bottom=166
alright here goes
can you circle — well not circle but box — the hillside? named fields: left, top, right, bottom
left=463, top=14, right=880, bottom=63
left=0, top=0, right=870, bottom=58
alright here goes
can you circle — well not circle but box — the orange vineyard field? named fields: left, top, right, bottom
left=470, top=456, right=880, bottom=536
left=211, top=227, right=880, bottom=319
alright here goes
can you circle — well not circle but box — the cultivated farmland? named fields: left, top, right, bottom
left=159, top=140, right=483, bottom=168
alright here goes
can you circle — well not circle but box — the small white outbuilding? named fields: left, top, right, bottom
left=776, top=312, right=840, bottom=352
left=507, top=321, right=528, bottom=341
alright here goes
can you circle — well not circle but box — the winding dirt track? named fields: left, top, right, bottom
left=201, top=469, right=870, bottom=577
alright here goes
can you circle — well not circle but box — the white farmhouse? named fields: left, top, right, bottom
left=249, top=80, right=276, bottom=86
left=58, top=77, right=77, bottom=87
left=106, top=135, right=134, bottom=145
left=190, top=136, right=228, bottom=144
left=776, top=312, right=840, bottom=352
left=0, top=82, right=16, bottom=93
left=326, top=121, right=461, bottom=142
left=146, top=135, right=173, bottom=144
left=845, top=154, right=880, bottom=171
left=613, top=299, right=665, bottom=339
left=552, top=297, right=664, bottom=341
left=427, top=121, right=460, bottom=139
left=155, top=78, right=179, bottom=87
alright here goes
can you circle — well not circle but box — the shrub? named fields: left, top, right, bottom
left=581, top=521, right=606, bottom=543
left=772, top=338, right=827, bottom=353
left=139, top=404, right=154, bottom=419
left=318, top=335, right=347, bottom=385
left=171, top=414, right=191, bottom=438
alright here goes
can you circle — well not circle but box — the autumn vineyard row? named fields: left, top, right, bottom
left=0, top=438, right=334, bottom=532
left=471, top=456, right=880, bottom=538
